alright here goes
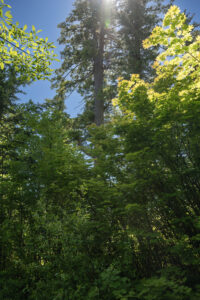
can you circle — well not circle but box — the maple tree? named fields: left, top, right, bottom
left=0, top=0, right=58, bottom=81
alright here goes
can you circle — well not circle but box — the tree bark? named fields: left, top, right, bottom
left=93, top=3, right=105, bottom=126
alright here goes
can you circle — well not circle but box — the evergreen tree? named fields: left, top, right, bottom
left=116, top=0, right=174, bottom=80
left=0, top=67, right=23, bottom=118
left=54, top=0, right=116, bottom=125
left=54, top=0, right=174, bottom=126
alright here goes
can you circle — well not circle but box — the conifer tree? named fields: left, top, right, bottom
left=0, top=67, right=23, bottom=118
left=54, top=0, right=174, bottom=125
left=54, top=0, right=116, bottom=125
left=116, top=0, right=174, bottom=80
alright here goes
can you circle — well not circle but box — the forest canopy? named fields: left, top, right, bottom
left=1, top=1, right=200, bottom=299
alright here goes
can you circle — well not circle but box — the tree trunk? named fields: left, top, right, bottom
left=93, top=3, right=105, bottom=126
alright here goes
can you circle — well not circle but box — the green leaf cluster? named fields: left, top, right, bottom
left=0, top=1, right=58, bottom=82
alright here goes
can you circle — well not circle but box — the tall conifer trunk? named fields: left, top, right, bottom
left=94, top=19, right=105, bottom=126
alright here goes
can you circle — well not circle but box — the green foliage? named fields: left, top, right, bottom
left=1, top=3, right=200, bottom=300
left=0, top=1, right=58, bottom=81
left=112, top=4, right=200, bottom=297
left=116, top=0, right=174, bottom=80
left=0, top=66, right=22, bottom=117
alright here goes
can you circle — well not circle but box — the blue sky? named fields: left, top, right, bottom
left=10, top=0, right=200, bottom=117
